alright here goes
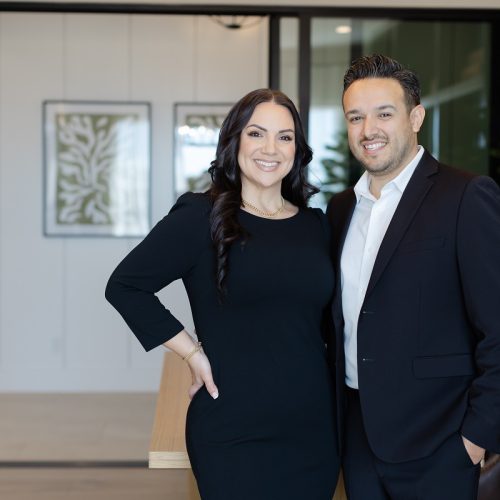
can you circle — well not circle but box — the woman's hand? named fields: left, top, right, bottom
left=163, top=329, right=219, bottom=400
left=187, top=350, right=219, bottom=400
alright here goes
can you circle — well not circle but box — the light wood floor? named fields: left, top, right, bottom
left=0, top=393, right=201, bottom=500
left=0, top=468, right=200, bottom=500
left=0, top=393, right=156, bottom=461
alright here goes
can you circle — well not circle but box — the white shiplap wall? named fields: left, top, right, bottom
left=0, top=13, right=268, bottom=391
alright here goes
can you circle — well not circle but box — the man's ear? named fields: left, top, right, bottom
left=410, top=104, right=425, bottom=133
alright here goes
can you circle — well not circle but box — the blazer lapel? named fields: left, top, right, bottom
left=328, top=188, right=356, bottom=361
left=365, top=151, right=439, bottom=298
left=331, top=188, right=357, bottom=271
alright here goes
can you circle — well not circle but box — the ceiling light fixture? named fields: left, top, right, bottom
left=210, top=15, right=264, bottom=30
left=336, top=25, right=352, bottom=34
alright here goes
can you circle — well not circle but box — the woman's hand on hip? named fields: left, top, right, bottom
left=163, top=329, right=219, bottom=401
left=187, top=350, right=219, bottom=400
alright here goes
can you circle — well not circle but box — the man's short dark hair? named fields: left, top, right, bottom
left=343, top=54, right=421, bottom=110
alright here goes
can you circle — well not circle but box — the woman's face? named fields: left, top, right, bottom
left=237, top=101, right=296, bottom=192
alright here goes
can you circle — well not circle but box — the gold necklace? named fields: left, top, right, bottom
left=242, top=197, right=285, bottom=218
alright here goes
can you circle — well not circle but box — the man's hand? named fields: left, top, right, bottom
left=462, top=435, right=485, bottom=465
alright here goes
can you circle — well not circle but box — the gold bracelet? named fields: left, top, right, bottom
left=182, top=342, right=202, bottom=362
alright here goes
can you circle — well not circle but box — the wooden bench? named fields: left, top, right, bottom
left=149, top=351, right=191, bottom=469
left=149, top=351, right=347, bottom=499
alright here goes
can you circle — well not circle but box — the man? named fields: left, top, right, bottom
left=326, top=54, right=500, bottom=499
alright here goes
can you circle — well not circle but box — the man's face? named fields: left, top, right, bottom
left=343, top=77, right=425, bottom=179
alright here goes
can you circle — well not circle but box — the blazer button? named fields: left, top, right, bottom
left=361, top=358, right=375, bottom=362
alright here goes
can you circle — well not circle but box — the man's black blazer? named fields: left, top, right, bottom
left=326, top=149, right=500, bottom=463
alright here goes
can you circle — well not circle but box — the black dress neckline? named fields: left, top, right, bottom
left=238, top=207, right=302, bottom=222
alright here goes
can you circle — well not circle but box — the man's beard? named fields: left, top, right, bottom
left=356, top=136, right=413, bottom=178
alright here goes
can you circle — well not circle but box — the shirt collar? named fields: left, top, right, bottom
left=353, top=146, right=425, bottom=203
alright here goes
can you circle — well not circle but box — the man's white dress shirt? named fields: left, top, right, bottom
left=341, top=147, right=425, bottom=389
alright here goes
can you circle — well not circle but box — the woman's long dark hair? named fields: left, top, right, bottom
left=207, top=88, right=317, bottom=299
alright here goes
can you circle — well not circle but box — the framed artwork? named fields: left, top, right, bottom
left=174, top=103, right=232, bottom=198
left=43, top=101, right=151, bottom=237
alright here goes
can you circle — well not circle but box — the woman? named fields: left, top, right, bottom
left=105, top=89, right=339, bottom=499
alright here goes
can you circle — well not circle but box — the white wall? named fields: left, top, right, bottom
left=0, top=12, right=268, bottom=391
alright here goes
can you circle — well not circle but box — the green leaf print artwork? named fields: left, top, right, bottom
left=55, top=113, right=136, bottom=225
left=43, top=101, right=151, bottom=237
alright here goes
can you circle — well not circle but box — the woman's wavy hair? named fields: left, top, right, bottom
left=207, top=88, right=317, bottom=299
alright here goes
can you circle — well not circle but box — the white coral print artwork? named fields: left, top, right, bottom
left=44, top=102, right=150, bottom=236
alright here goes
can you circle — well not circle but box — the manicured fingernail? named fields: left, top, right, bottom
left=211, top=392, right=219, bottom=399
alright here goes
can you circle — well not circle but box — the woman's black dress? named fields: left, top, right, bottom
left=105, top=192, right=339, bottom=499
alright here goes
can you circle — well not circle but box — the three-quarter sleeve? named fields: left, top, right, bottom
left=105, top=192, right=211, bottom=351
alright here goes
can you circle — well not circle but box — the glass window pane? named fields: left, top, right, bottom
left=309, top=18, right=354, bottom=208
left=362, top=19, right=490, bottom=175
left=279, top=16, right=491, bottom=208
left=279, top=17, right=299, bottom=105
